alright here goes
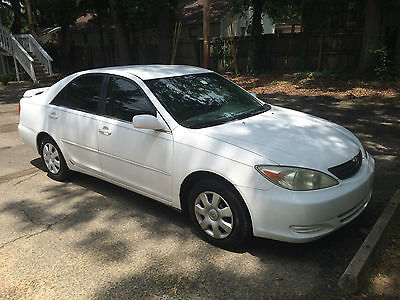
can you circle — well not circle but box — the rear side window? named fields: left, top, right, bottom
left=104, top=76, right=155, bottom=122
left=51, top=74, right=104, bottom=114
left=51, top=88, right=67, bottom=106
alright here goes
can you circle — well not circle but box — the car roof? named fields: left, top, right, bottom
left=87, top=65, right=212, bottom=80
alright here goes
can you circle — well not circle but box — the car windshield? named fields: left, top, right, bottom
left=145, top=73, right=270, bottom=129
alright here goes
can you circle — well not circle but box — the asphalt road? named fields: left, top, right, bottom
left=0, top=83, right=392, bottom=299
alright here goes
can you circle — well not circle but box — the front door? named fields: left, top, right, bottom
left=97, top=75, right=173, bottom=202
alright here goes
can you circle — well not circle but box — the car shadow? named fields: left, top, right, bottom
left=23, top=153, right=373, bottom=298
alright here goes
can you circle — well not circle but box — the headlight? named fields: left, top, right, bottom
left=255, top=165, right=339, bottom=191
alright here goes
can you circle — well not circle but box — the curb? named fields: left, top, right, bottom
left=338, top=189, right=400, bottom=293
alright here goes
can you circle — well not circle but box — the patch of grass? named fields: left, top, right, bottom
left=270, top=80, right=290, bottom=85
left=295, top=71, right=336, bottom=80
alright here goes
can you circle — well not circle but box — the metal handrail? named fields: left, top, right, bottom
left=0, top=25, right=13, bottom=53
left=14, top=34, right=53, bottom=75
left=10, top=35, right=37, bottom=83
left=1, top=25, right=53, bottom=82
left=1, top=24, right=37, bottom=82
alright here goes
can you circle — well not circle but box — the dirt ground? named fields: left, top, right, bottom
left=229, top=73, right=400, bottom=298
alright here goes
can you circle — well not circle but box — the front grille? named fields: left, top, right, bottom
left=328, top=150, right=362, bottom=180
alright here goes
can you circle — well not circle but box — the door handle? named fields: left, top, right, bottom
left=48, top=112, right=58, bottom=119
left=99, top=126, right=111, bottom=136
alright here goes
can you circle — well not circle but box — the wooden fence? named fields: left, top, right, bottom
left=46, top=31, right=364, bottom=73
left=214, top=31, right=363, bottom=72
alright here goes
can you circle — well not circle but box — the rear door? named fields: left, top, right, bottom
left=49, top=74, right=105, bottom=174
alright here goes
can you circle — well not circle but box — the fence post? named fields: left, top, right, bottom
left=301, top=32, right=308, bottom=70
left=317, top=31, right=324, bottom=71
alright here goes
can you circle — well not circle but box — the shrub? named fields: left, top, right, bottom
left=295, top=71, right=335, bottom=80
left=369, top=45, right=396, bottom=80
left=211, top=37, right=233, bottom=73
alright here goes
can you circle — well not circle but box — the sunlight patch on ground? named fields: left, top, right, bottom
left=370, top=273, right=398, bottom=297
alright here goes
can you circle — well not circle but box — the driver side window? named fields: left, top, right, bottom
left=104, top=76, right=156, bottom=122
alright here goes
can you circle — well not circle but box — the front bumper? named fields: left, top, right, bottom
left=237, top=154, right=375, bottom=243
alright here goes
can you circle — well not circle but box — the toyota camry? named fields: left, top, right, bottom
left=18, top=65, right=375, bottom=248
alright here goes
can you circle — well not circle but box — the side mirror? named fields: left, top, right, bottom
left=132, top=114, right=169, bottom=132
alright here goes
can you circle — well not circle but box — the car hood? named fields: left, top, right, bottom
left=195, top=105, right=360, bottom=171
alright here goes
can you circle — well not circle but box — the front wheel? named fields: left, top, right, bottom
left=40, top=136, right=70, bottom=181
left=187, top=179, right=251, bottom=249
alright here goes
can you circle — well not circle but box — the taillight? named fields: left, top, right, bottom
left=19, top=103, right=21, bottom=115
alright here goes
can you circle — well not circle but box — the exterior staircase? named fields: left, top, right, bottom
left=0, top=24, right=53, bottom=84
left=31, top=52, right=53, bottom=84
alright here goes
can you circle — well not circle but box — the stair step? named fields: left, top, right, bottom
left=35, top=72, right=48, bottom=77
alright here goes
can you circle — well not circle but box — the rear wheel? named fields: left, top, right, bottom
left=187, top=179, right=251, bottom=249
left=40, top=136, right=69, bottom=181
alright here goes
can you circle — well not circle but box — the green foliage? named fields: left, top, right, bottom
left=0, top=74, right=10, bottom=85
left=79, top=0, right=109, bottom=18
left=33, top=0, right=81, bottom=27
left=368, top=45, right=396, bottom=80
left=0, top=3, right=14, bottom=29
left=211, top=37, right=233, bottom=73
left=301, top=0, right=346, bottom=31
left=116, top=0, right=178, bottom=29
left=230, top=0, right=252, bottom=16
left=295, top=71, right=335, bottom=79
left=270, top=80, right=289, bottom=85
left=263, top=0, right=301, bottom=23
left=211, top=38, right=229, bottom=61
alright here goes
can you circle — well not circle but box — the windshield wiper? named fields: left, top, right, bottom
left=188, top=104, right=270, bottom=129
left=231, top=103, right=271, bottom=121
left=189, top=117, right=231, bottom=129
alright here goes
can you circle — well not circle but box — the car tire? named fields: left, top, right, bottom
left=187, top=179, right=251, bottom=249
left=40, top=136, right=70, bottom=181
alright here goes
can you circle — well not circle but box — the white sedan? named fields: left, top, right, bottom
left=18, top=65, right=375, bottom=248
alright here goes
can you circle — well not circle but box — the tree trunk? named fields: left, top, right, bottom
left=157, top=1, right=170, bottom=64
left=108, top=0, right=131, bottom=65
left=249, top=0, right=263, bottom=73
left=10, top=0, right=22, bottom=33
left=24, top=0, right=35, bottom=34
left=97, top=14, right=107, bottom=66
left=138, top=25, right=146, bottom=64
left=358, top=0, right=382, bottom=73
left=59, top=25, right=72, bottom=70
left=395, top=28, right=400, bottom=71
left=203, top=0, right=210, bottom=69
